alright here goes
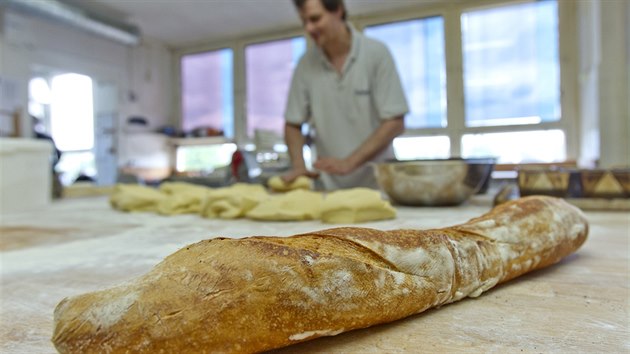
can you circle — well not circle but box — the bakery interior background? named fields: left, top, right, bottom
left=0, top=0, right=628, bottom=192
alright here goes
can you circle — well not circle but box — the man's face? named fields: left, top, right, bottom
left=298, top=0, right=344, bottom=48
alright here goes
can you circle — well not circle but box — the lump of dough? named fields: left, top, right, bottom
left=246, top=189, right=324, bottom=221
left=159, top=181, right=213, bottom=196
left=157, top=182, right=214, bottom=215
left=267, top=175, right=312, bottom=192
left=109, top=184, right=168, bottom=212
left=321, top=188, right=396, bottom=224
left=157, top=193, right=209, bottom=215
left=200, top=183, right=268, bottom=219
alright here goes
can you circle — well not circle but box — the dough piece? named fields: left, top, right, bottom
left=200, top=183, right=268, bottom=219
left=268, top=175, right=312, bottom=192
left=52, top=196, right=589, bottom=353
left=246, top=189, right=324, bottom=221
left=321, top=188, right=396, bottom=224
left=159, top=181, right=213, bottom=196
left=157, top=182, right=213, bottom=215
left=109, top=184, right=168, bottom=212
left=157, top=194, right=205, bottom=215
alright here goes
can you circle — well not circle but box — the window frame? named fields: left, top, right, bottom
left=173, top=0, right=579, bottom=163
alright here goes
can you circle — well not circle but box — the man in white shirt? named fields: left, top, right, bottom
left=283, top=0, right=409, bottom=190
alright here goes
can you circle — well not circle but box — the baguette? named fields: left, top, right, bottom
left=52, top=196, right=588, bottom=353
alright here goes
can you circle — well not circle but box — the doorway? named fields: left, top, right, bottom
left=28, top=72, right=119, bottom=186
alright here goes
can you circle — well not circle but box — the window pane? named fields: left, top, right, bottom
left=462, top=0, right=560, bottom=127
left=365, top=17, right=447, bottom=129
left=461, top=130, right=566, bottom=163
left=29, top=77, right=52, bottom=104
left=50, top=73, right=94, bottom=151
left=393, top=136, right=450, bottom=160
left=176, top=143, right=237, bottom=172
left=181, top=49, right=234, bottom=138
left=246, top=37, right=306, bottom=137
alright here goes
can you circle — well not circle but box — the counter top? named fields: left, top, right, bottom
left=1, top=195, right=628, bottom=353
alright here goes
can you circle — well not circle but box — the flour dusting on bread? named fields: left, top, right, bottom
left=52, top=196, right=588, bottom=353
left=289, top=329, right=344, bottom=341
left=86, top=289, right=138, bottom=328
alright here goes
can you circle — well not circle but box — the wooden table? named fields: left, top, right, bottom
left=1, top=195, right=628, bottom=353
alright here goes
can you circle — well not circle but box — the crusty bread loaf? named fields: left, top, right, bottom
left=52, top=196, right=588, bottom=353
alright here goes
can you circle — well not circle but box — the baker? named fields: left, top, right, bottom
left=282, top=0, right=409, bottom=190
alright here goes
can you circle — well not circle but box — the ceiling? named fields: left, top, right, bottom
left=58, top=0, right=443, bottom=49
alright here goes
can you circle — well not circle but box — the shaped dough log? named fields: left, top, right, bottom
left=246, top=189, right=323, bottom=221
left=200, top=183, right=268, bottom=219
left=157, top=194, right=207, bottom=215
left=321, top=188, right=396, bottom=223
left=157, top=182, right=214, bottom=215
left=159, top=181, right=214, bottom=196
left=109, top=184, right=168, bottom=212
left=52, top=196, right=588, bottom=353
left=268, top=175, right=312, bottom=192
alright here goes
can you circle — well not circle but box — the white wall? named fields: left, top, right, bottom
left=576, top=0, right=629, bottom=169
left=596, top=0, right=630, bottom=168
left=0, top=8, right=174, bottom=169
left=577, top=0, right=601, bottom=168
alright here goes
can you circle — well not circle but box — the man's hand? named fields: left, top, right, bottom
left=281, top=167, right=319, bottom=184
left=282, top=122, right=319, bottom=184
left=313, top=157, right=356, bottom=175
left=313, top=117, right=404, bottom=176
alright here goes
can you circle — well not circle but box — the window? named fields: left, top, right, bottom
left=365, top=17, right=448, bottom=161
left=245, top=36, right=306, bottom=138
left=177, top=0, right=571, bottom=166
left=394, top=136, right=450, bottom=160
left=365, top=17, right=447, bottom=129
left=50, top=73, right=94, bottom=151
left=462, top=130, right=566, bottom=163
left=458, top=0, right=563, bottom=163
left=176, top=143, right=237, bottom=173
left=28, top=77, right=51, bottom=122
left=45, top=73, right=97, bottom=185
left=181, top=49, right=234, bottom=138
left=461, top=0, right=560, bottom=127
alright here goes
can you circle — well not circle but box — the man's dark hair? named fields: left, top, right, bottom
left=292, top=0, right=347, bottom=20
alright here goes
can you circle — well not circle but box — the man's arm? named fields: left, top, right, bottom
left=282, top=122, right=319, bottom=183
left=314, top=116, right=404, bottom=175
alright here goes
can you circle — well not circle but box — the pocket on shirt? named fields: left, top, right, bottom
left=351, top=86, right=373, bottom=123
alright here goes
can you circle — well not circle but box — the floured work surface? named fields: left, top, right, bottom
left=1, top=196, right=628, bottom=353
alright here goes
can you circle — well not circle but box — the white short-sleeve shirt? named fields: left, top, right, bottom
left=285, top=24, right=409, bottom=190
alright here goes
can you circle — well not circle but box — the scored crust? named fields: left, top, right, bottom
left=52, top=196, right=588, bottom=353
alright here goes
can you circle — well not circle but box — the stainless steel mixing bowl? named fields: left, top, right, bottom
left=373, top=158, right=494, bottom=206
